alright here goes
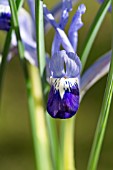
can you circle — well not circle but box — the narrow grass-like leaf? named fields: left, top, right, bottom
left=8, top=0, right=24, bottom=60
left=8, top=1, right=40, bottom=170
left=35, top=0, right=45, bottom=79
left=87, top=3, right=113, bottom=169
left=36, top=1, right=61, bottom=169
left=9, top=1, right=52, bottom=170
left=81, top=0, right=111, bottom=72
left=35, top=0, right=53, bottom=170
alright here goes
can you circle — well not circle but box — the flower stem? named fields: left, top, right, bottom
left=27, top=65, right=52, bottom=170
left=87, top=2, right=113, bottom=169
left=62, top=118, right=76, bottom=170
left=35, top=0, right=46, bottom=88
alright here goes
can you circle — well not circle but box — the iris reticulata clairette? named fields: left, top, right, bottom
left=47, top=50, right=81, bottom=119
left=44, top=2, right=86, bottom=119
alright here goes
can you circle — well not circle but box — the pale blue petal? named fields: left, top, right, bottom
left=43, top=4, right=74, bottom=53
left=60, top=0, right=72, bottom=28
left=65, top=52, right=81, bottom=77
left=27, top=0, right=36, bottom=40
left=52, top=0, right=72, bottom=55
left=45, top=0, right=79, bottom=34
left=27, top=0, right=35, bottom=24
left=68, top=4, right=86, bottom=51
left=49, top=50, right=66, bottom=78
left=48, top=50, right=81, bottom=78
left=24, top=44, right=37, bottom=66
left=11, top=8, right=37, bottom=66
left=0, top=0, right=9, bottom=5
left=81, top=51, right=111, bottom=99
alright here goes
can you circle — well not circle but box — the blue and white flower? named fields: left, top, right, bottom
left=0, top=0, right=86, bottom=119
left=44, top=1, right=86, bottom=119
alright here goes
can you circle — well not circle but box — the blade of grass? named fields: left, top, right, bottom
left=9, top=1, right=52, bottom=170
left=81, top=0, right=111, bottom=73
left=87, top=2, right=113, bottom=169
left=35, top=1, right=59, bottom=169
left=35, top=0, right=45, bottom=81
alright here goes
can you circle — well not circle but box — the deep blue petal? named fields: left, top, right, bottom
left=47, top=78, right=80, bottom=119
left=0, top=5, right=11, bottom=31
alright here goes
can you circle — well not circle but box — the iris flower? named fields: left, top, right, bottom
left=44, top=2, right=86, bottom=119
left=0, top=0, right=111, bottom=119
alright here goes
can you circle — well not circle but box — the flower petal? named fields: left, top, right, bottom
left=65, top=52, right=81, bottom=77
left=11, top=8, right=37, bottom=66
left=44, top=0, right=79, bottom=34
left=27, top=0, right=36, bottom=40
left=49, top=50, right=66, bottom=78
left=80, top=51, right=111, bottom=100
left=68, top=4, right=86, bottom=51
left=48, top=50, right=81, bottom=78
left=51, top=0, right=72, bottom=55
left=47, top=77, right=80, bottom=119
left=43, top=4, right=74, bottom=53
left=27, top=0, right=35, bottom=25
left=0, top=0, right=9, bottom=5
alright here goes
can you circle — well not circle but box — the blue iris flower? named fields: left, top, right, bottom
left=0, top=0, right=86, bottom=119
left=44, top=1, right=86, bottom=119
left=0, top=0, right=11, bottom=31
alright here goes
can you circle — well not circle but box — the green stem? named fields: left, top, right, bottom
left=46, top=114, right=63, bottom=170
left=35, top=1, right=59, bottom=169
left=35, top=0, right=46, bottom=88
left=87, top=2, right=113, bottom=169
left=0, top=30, right=12, bottom=104
left=28, top=65, right=52, bottom=170
left=62, top=118, right=75, bottom=170
left=0, top=0, right=22, bottom=108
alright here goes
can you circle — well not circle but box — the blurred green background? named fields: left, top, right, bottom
left=0, top=0, right=113, bottom=170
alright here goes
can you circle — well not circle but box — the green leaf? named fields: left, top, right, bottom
left=0, top=0, right=23, bottom=106
left=81, top=0, right=111, bottom=73
left=87, top=2, right=113, bottom=169
left=8, top=1, right=52, bottom=170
